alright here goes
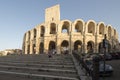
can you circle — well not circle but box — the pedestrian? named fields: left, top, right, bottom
left=48, top=50, right=52, bottom=58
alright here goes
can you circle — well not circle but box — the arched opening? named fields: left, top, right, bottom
left=50, top=23, right=56, bottom=34
left=61, top=40, right=69, bottom=54
left=39, top=43, right=44, bottom=54
left=40, top=26, right=45, bottom=37
left=62, top=21, right=70, bottom=34
left=32, top=44, right=36, bottom=54
left=39, top=42, right=44, bottom=54
left=98, top=42, right=103, bottom=53
left=33, top=29, right=37, bottom=39
left=108, top=26, right=112, bottom=39
left=99, top=24, right=104, bottom=35
left=87, top=41, right=94, bottom=53
left=108, top=43, right=111, bottom=53
left=74, top=40, right=82, bottom=52
left=49, top=41, right=56, bottom=51
left=88, top=22, right=95, bottom=35
left=75, top=21, right=83, bottom=34
left=27, top=45, right=30, bottom=54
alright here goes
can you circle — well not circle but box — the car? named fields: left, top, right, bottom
left=84, top=59, right=113, bottom=77
left=110, top=52, right=120, bottom=59
left=99, top=61, right=113, bottom=76
left=99, top=53, right=112, bottom=60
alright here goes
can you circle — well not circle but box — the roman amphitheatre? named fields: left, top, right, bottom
left=22, top=4, right=119, bottom=54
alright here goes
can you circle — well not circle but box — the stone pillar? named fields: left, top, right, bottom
left=95, top=33, right=98, bottom=53
left=24, top=43, right=27, bottom=54
left=83, top=33, right=86, bottom=53
left=95, top=43, right=98, bottom=53
left=56, top=38, right=61, bottom=54
left=35, top=38, right=40, bottom=54
left=44, top=39, right=49, bottom=54
left=84, top=44, right=88, bottom=53
left=35, top=27, right=40, bottom=54
left=30, top=41, right=33, bottom=54
left=71, top=38, right=74, bottom=54
left=29, top=41, right=33, bottom=54
left=24, top=44, right=26, bottom=54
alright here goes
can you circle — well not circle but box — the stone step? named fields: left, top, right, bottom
left=0, top=70, right=79, bottom=80
left=0, top=62, right=75, bottom=70
left=22, top=59, right=73, bottom=63
left=0, top=54, right=80, bottom=80
left=0, top=65, right=78, bottom=78
left=0, top=54, right=71, bottom=59
left=0, top=57, right=73, bottom=62
left=0, top=61, right=74, bottom=65
left=0, top=54, right=72, bottom=58
left=0, top=65, right=77, bottom=74
left=0, top=59, right=73, bottom=63
left=0, top=58, right=73, bottom=62
left=0, top=69, right=78, bottom=78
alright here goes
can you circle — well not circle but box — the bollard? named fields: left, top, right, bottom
left=92, top=55, right=100, bottom=80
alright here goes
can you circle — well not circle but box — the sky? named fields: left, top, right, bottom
left=0, top=0, right=120, bottom=51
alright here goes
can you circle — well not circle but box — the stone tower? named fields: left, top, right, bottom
left=45, top=4, right=60, bottom=22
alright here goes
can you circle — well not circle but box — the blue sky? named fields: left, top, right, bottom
left=0, top=0, right=120, bottom=51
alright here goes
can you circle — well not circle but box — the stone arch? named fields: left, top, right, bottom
left=98, top=42, right=103, bottom=53
left=74, top=40, right=82, bottom=52
left=98, top=22, right=105, bottom=35
left=39, top=42, right=44, bottom=54
left=74, top=20, right=83, bottom=34
left=86, top=20, right=96, bottom=35
left=108, top=25, right=112, bottom=39
left=61, top=40, right=69, bottom=54
left=61, top=21, right=70, bottom=34
left=40, top=26, right=45, bottom=37
left=87, top=41, right=94, bottom=53
left=108, top=42, right=111, bottom=53
left=49, top=41, right=56, bottom=51
left=50, top=23, right=56, bottom=34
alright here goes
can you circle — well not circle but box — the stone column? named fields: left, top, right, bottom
left=25, top=43, right=27, bottom=54
left=84, top=43, right=88, bottom=53
left=44, top=39, right=49, bottom=54
left=56, top=38, right=61, bottom=54
left=35, top=38, right=40, bottom=54
left=30, top=41, right=33, bottom=54
left=95, top=32, right=98, bottom=53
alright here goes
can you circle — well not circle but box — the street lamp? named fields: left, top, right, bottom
left=103, top=34, right=108, bottom=74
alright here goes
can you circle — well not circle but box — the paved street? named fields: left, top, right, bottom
left=100, top=60, right=120, bottom=80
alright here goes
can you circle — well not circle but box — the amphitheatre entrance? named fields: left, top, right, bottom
left=61, top=40, right=69, bottom=54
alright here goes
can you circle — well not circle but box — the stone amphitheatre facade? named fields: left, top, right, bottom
left=22, top=5, right=119, bottom=54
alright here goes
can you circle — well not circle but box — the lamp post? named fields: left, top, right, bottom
left=103, top=34, right=108, bottom=74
